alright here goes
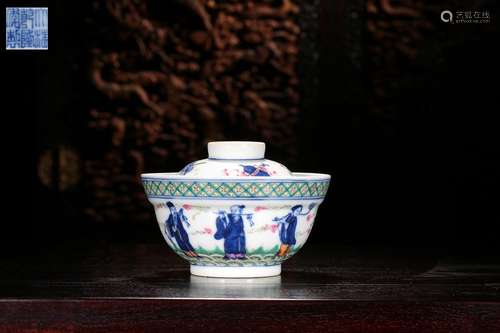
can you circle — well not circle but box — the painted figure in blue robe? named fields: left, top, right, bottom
left=165, top=201, right=198, bottom=257
left=214, top=205, right=254, bottom=259
left=241, top=164, right=270, bottom=176
left=273, top=205, right=303, bottom=257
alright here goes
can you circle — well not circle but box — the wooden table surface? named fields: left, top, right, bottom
left=1, top=242, right=499, bottom=332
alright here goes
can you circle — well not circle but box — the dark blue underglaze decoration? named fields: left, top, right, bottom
left=214, top=205, right=254, bottom=259
left=179, top=162, right=195, bottom=175
left=272, top=204, right=317, bottom=257
left=273, top=205, right=303, bottom=247
left=165, top=201, right=197, bottom=257
left=241, top=164, right=270, bottom=176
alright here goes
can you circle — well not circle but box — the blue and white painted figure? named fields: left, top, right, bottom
left=165, top=201, right=198, bottom=257
left=214, top=205, right=254, bottom=259
left=241, top=163, right=271, bottom=176
left=273, top=203, right=316, bottom=257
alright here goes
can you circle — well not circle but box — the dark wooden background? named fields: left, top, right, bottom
left=2, top=0, right=499, bottom=253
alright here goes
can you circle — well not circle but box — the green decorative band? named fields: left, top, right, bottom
left=142, top=178, right=330, bottom=200
left=174, top=245, right=302, bottom=266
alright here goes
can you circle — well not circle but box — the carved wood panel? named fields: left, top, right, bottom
left=82, top=0, right=316, bottom=223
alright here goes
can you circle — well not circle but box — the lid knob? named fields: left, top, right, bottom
left=207, top=141, right=265, bottom=160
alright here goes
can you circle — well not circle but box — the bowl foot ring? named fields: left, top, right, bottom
left=190, top=264, right=281, bottom=278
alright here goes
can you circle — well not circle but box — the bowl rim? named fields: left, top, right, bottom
left=141, top=172, right=331, bottom=182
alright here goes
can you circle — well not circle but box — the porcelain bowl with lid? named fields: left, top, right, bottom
left=141, top=141, right=330, bottom=278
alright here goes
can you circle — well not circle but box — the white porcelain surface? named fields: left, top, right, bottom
left=191, top=265, right=281, bottom=278
left=208, top=141, right=265, bottom=159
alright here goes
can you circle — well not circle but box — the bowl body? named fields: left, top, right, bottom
left=142, top=173, right=330, bottom=278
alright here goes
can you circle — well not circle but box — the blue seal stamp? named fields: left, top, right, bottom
left=6, top=7, right=48, bottom=50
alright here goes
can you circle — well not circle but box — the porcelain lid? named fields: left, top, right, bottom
left=179, top=141, right=292, bottom=177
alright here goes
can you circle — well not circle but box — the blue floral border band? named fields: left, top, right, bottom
left=142, top=178, right=330, bottom=200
